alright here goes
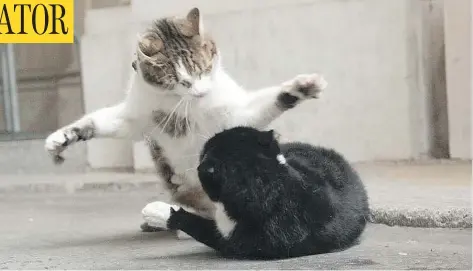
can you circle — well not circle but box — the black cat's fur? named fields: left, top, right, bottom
left=167, top=126, right=370, bottom=259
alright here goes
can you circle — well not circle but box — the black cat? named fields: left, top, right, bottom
left=166, top=126, right=370, bottom=259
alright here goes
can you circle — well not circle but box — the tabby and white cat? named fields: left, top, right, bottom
left=44, top=7, right=328, bottom=231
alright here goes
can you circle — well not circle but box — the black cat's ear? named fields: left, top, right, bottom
left=258, top=130, right=275, bottom=146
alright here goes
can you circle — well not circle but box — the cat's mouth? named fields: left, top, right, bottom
left=189, top=89, right=209, bottom=98
left=191, top=92, right=207, bottom=98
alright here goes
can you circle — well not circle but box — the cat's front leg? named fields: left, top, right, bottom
left=234, top=73, right=328, bottom=128
left=45, top=103, right=133, bottom=164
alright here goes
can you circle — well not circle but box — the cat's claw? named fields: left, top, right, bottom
left=45, top=120, right=94, bottom=164
left=44, top=128, right=79, bottom=164
left=141, top=201, right=180, bottom=229
left=290, top=73, right=328, bottom=99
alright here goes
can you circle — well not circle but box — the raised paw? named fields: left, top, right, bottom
left=45, top=120, right=94, bottom=164
left=141, top=201, right=180, bottom=230
left=288, top=73, right=328, bottom=99
left=44, top=128, right=80, bottom=164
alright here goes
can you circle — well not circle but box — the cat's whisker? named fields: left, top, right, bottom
left=189, top=102, right=203, bottom=141
left=160, top=98, right=184, bottom=136
left=148, top=98, right=182, bottom=137
left=218, top=109, right=230, bottom=132
left=200, top=128, right=210, bottom=139
left=196, top=133, right=209, bottom=140
left=194, top=110, right=211, bottom=138
left=173, top=110, right=179, bottom=138
left=184, top=100, right=194, bottom=141
left=179, top=153, right=200, bottom=158
left=156, top=102, right=176, bottom=128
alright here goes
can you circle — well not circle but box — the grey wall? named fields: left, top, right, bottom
left=77, top=0, right=458, bottom=172
left=444, top=0, right=472, bottom=160
left=3, top=0, right=467, bottom=174
left=131, top=0, right=452, bottom=170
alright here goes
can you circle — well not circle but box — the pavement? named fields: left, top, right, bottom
left=0, top=191, right=471, bottom=270
left=0, top=160, right=471, bottom=229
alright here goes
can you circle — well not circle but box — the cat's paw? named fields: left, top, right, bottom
left=142, top=201, right=180, bottom=230
left=140, top=222, right=166, bottom=232
left=44, top=128, right=80, bottom=164
left=45, top=121, right=94, bottom=164
left=176, top=230, right=193, bottom=240
left=288, top=73, right=328, bottom=99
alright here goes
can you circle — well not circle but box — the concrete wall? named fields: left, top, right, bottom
left=0, top=139, right=86, bottom=174
left=0, top=44, right=83, bottom=134
left=414, top=0, right=449, bottom=158
left=80, top=6, right=135, bottom=170
left=77, top=0, right=463, bottom=171
left=444, top=0, right=472, bottom=160
left=0, top=0, right=131, bottom=174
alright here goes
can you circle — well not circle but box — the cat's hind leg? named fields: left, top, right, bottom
left=141, top=201, right=223, bottom=250
left=170, top=185, right=216, bottom=239
left=141, top=191, right=215, bottom=239
left=141, top=201, right=193, bottom=239
left=141, top=201, right=180, bottom=229
left=143, top=141, right=216, bottom=236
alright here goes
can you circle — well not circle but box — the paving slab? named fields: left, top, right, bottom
left=0, top=191, right=470, bottom=270
left=0, top=161, right=471, bottom=228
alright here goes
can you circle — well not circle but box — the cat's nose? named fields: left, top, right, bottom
left=192, top=92, right=206, bottom=98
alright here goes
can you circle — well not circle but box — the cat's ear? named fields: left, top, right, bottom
left=258, top=130, right=275, bottom=147
left=259, top=130, right=281, bottom=156
left=136, top=32, right=163, bottom=58
left=186, top=7, right=204, bottom=36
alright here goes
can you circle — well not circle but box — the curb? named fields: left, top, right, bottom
left=0, top=180, right=160, bottom=194
left=370, top=207, right=472, bottom=229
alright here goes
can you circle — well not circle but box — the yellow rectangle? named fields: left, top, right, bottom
left=0, top=0, right=74, bottom=43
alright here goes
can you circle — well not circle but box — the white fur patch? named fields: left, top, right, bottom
left=214, top=202, right=236, bottom=238
left=192, top=74, right=212, bottom=97
left=176, top=59, right=192, bottom=82
left=44, top=128, right=75, bottom=155
left=175, top=59, right=212, bottom=97
left=176, top=230, right=193, bottom=240
left=277, top=153, right=287, bottom=165
left=141, top=201, right=180, bottom=229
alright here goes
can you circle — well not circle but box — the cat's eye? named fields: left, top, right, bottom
left=207, top=167, right=214, bottom=174
left=180, top=80, right=192, bottom=88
